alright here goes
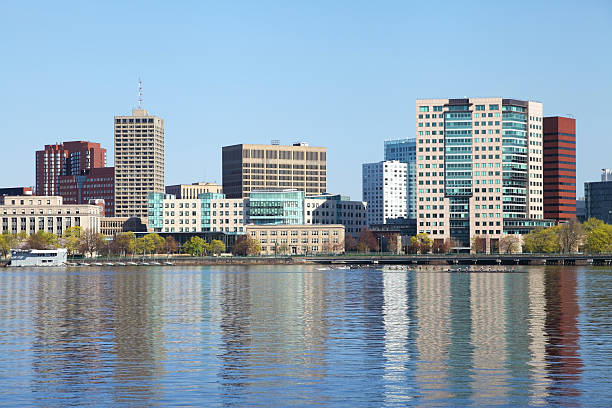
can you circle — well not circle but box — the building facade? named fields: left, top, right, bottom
left=0, top=187, right=33, bottom=196
left=415, top=98, right=547, bottom=250
left=384, top=138, right=417, bottom=218
left=114, top=108, right=164, bottom=218
left=222, top=142, right=327, bottom=198
left=165, top=182, right=223, bottom=199
left=246, top=224, right=345, bottom=255
left=247, top=190, right=304, bottom=225
left=35, top=141, right=107, bottom=196
left=148, top=192, right=245, bottom=234
left=0, top=195, right=101, bottom=235
left=543, top=116, right=576, bottom=223
left=362, top=160, right=407, bottom=226
left=304, top=194, right=367, bottom=237
left=585, top=173, right=612, bottom=224
left=58, top=167, right=115, bottom=216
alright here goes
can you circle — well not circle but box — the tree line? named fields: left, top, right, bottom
left=522, top=218, right=612, bottom=254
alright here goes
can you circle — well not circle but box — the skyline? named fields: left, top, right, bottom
left=1, top=1, right=611, bottom=200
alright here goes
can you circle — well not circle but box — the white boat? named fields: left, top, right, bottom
left=164, top=261, right=174, bottom=265
left=127, top=262, right=138, bottom=266
left=140, top=262, right=149, bottom=266
left=92, top=262, right=103, bottom=266
left=79, top=262, right=90, bottom=266
left=116, top=262, right=126, bottom=266
left=104, top=262, right=115, bottom=266
left=8, top=248, right=68, bottom=267
left=150, top=262, right=161, bottom=265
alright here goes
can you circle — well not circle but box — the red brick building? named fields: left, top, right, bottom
left=35, top=141, right=107, bottom=196
left=543, top=116, right=576, bottom=223
left=59, top=167, right=115, bottom=217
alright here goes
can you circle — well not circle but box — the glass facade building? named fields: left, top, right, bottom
left=247, top=190, right=304, bottom=225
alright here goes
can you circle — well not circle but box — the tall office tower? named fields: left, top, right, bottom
left=222, top=142, right=326, bottom=198
left=35, top=141, right=107, bottom=195
left=416, top=98, right=547, bottom=251
left=114, top=108, right=164, bottom=218
left=384, top=138, right=417, bottom=218
left=543, top=116, right=576, bottom=223
left=362, top=160, right=407, bottom=226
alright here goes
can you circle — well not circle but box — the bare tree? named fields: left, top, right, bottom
left=499, top=235, right=521, bottom=254
left=79, top=229, right=105, bottom=258
left=557, top=218, right=584, bottom=253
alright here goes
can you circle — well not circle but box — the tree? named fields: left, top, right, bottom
left=277, top=243, right=290, bottom=255
left=141, top=235, right=158, bottom=255
left=344, top=234, right=357, bottom=252
left=499, top=235, right=521, bottom=254
left=583, top=218, right=612, bottom=253
left=411, top=233, right=432, bottom=254
left=387, top=235, right=400, bottom=254
left=28, top=231, right=59, bottom=250
left=0, top=235, right=8, bottom=259
left=522, top=227, right=560, bottom=253
left=113, top=232, right=136, bottom=256
left=441, top=238, right=455, bottom=254
left=163, top=236, right=178, bottom=255
left=79, top=229, right=105, bottom=257
left=210, top=239, right=226, bottom=255
left=183, top=236, right=206, bottom=256
left=232, top=236, right=261, bottom=256
left=147, top=233, right=165, bottom=255
left=471, top=235, right=487, bottom=253
left=358, top=227, right=378, bottom=252
left=62, top=226, right=84, bottom=256
left=557, top=219, right=584, bottom=253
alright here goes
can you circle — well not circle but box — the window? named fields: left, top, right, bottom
left=476, top=105, right=485, bottom=111
left=419, top=106, right=429, bottom=112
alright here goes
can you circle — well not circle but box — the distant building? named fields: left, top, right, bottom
left=585, top=170, right=612, bottom=223
left=222, top=142, right=327, bottom=198
left=58, top=167, right=115, bottom=216
left=0, top=187, right=33, bottom=196
left=35, top=141, right=107, bottom=196
left=0, top=195, right=101, bottom=235
left=304, top=194, right=367, bottom=237
left=601, top=168, right=612, bottom=182
left=384, top=138, right=417, bottom=218
left=100, top=216, right=148, bottom=237
left=247, top=190, right=304, bottom=225
left=114, top=107, right=164, bottom=218
left=576, top=198, right=586, bottom=222
left=246, top=224, right=345, bottom=255
left=165, top=182, right=222, bottom=199
left=362, top=160, right=407, bottom=226
left=543, top=116, right=576, bottom=223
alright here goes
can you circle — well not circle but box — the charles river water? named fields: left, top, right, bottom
left=0, top=265, right=610, bottom=407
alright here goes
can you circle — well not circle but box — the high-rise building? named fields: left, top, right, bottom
left=114, top=108, right=164, bottom=218
left=585, top=169, right=612, bottom=224
left=35, top=141, right=107, bottom=196
left=384, top=138, right=417, bottom=218
left=58, top=167, right=115, bottom=216
left=416, top=98, right=550, bottom=251
left=222, top=142, right=326, bottom=198
left=543, top=116, right=576, bottom=223
left=362, top=160, right=407, bottom=226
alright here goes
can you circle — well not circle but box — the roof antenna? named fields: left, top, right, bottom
left=138, top=78, right=143, bottom=109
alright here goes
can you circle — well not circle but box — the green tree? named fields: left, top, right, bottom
left=141, top=235, right=158, bottom=255
left=0, top=235, right=8, bottom=258
left=113, top=232, right=136, bottom=256
left=28, top=231, right=59, bottom=250
left=209, top=239, right=226, bottom=255
left=62, top=226, right=84, bottom=256
left=522, top=227, right=560, bottom=253
left=583, top=218, right=612, bottom=253
left=411, top=233, right=432, bottom=254
left=183, top=236, right=206, bottom=256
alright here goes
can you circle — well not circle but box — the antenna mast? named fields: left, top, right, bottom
left=138, top=78, right=143, bottom=109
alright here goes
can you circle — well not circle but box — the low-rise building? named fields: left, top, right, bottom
left=246, top=224, right=345, bottom=255
left=165, top=182, right=223, bottom=199
left=0, top=195, right=101, bottom=235
left=304, top=194, right=367, bottom=237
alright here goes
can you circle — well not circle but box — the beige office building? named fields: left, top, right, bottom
left=0, top=195, right=101, bottom=235
left=114, top=108, right=164, bottom=218
left=246, top=224, right=345, bottom=255
left=165, top=182, right=223, bottom=199
left=222, top=142, right=327, bottom=198
left=416, top=97, right=549, bottom=252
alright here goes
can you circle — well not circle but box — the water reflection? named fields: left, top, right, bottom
left=0, top=266, right=604, bottom=406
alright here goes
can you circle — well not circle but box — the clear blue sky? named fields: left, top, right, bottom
left=1, top=0, right=610, bottom=199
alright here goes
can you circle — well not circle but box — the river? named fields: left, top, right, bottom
left=0, top=265, right=610, bottom=407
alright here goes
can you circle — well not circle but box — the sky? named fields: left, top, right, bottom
left=0, top=0, right=610, bottom=199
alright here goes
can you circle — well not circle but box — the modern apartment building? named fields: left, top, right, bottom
left=114, top=108, right=164, bottom=218
left=165, top=182, right=223, bottom=199
left=35, top=141, right=107, bottom=196
left=222, top=142, right=326, bottom=198
left=58, top=167, right=115, bottom=216
left=585, top=169, right=612, bottom=224
left=148, top=192, right=245, bottom=234
left=246, top=224, right=345, bottom=255
left=384, top=138, right=417, bottom=218
left=0, top=195, right=101, bottom=235
left=543, top=116, right=576, bottom=223
left=304, top=194, right=367, bottom=237
left=362, top=160, right=407, bottom=226
left=415, top=98, right=548, bottom=250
